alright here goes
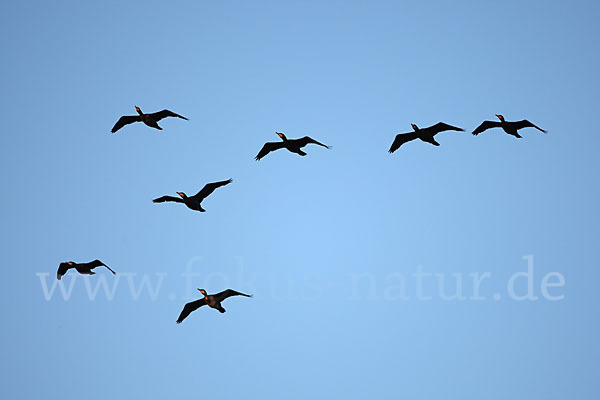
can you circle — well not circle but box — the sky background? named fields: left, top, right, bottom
left=1, top=0, right=599, bottom=398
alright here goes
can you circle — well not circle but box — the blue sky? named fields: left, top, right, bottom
left=1, top=0, right=599, bottom=399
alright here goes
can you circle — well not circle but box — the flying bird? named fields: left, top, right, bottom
left=388, top=122, right=465, bottom=153
left=152, top=179, right=232, bottom=212
left=111, top=106, right=188, bottom=133
left=472, top=115, right=546, bottom=138
left=176, top=288, right=252, bottom=323
left=255, top=132, right=330, bottom=160
left=57, top=259, right=116, bottom=280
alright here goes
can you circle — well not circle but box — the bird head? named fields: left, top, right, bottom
left=495, top=114, right=505, bottom=122
left=57, top=261, right=74, bottom=280
left=411, top=123, right=419, bottom=131
left=276, top=132, right=287, bottom=141
left=135, top=106, right=143, bottom=115
left=176, top=192, right=187, bottom=199
left=198, top=289, right=208, bottom=298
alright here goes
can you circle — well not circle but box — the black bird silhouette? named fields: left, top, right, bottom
left=111, top=106, right=188, bottom=133
left=472, top=115, right=546, bottom=138
left=57, top=259, right=116, bottom=280
left=388, top=122, right=465, bottom=153
left=152, top=179, right=232, bottom=212
left=176, top=288, right=252, bottom=323
left=255, top=132, right=330, bottom=160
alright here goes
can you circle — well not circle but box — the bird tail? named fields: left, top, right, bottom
left=218, top=306, right=226, bottom=313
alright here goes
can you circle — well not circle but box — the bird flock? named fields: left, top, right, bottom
left=55, top=107, right=546, bottom=323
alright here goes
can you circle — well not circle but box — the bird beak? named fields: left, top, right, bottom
left=177, top=192, right=184, bottom=198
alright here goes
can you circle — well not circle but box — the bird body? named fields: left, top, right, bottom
left=176, top=288, right=252, bottom=323
left=472, top=115, right=546, bottom=138
left=255, top=132, right=330, bottom=160
left=153, top=179, right=232, bottom=212
left=57, top=259, right=116, bottom=280
left=111, top=106, right=188, bottom=133
left=388, top=122, right=464, bottom=153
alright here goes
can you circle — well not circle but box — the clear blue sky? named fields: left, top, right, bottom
left=1, top=0, right=599, bottom=398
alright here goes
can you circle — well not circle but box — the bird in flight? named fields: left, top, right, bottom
left=472, top=115, right=546, bottom=138
left=57, top=259, right=116, bottom=280
left=111, top=106, right=188, bottom=133
left=255, top=132, right=330, bottom=160
left=176, top=288, right=252, bottom=323
left=152, top=179, right=233, bottom=212
left=388, top=122, right=464, bottom=153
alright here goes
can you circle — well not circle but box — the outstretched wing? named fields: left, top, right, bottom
left=194, top=179, right=233, bottom=201
left=152, top=195, right=184, bottom=203
left=512, top=120, right=547, bottom=133
left=111, top=115, right=141, bottom=133
left=472, top=120, right=502, bottom=136
left=255, top=141, right=286, bottom=160
left=176, top=299, right=207, bottom=324
left=427, top=122, right=465, bottom=135
left=56, top=263, right=72, bottom=280
left=149, top=109, right=188, bottom=122
left=89, top=259, right=116, bottom=275
left=296, top=136, right=331, bottom=149
left=213, top=289, right=252, bottom=303
left=388, top=132, right=418, bottom=153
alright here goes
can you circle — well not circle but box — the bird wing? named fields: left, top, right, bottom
left=111, top=115, right=141, bottom=133
left=152, top=195, right=184, bottom=203
left=56, top=263, right=71, bottom=280
left=512, top=120, right=547, bottom=133
left=388, top=132, right=418, bottom=153
left=176, top=299, right=207, bottom=324
left=295, top=136, right=331, bottom=149
left=194, top=179, right=233, bottom=200
left=88, top=259, right=116, bottom=275
left=149, top=109, right=189, bottom=121
left=472, top=120, right=502, bottom=136
left=213, top=289, right=252, bottom=303
left=427, top=122, right=465, bottom=134
left=255, top=141, right=286, bottom=160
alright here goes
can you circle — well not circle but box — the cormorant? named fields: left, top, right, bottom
left=111, top=106, right=188, bottom=133
left=176, top=288, right=252, bottom=323
left=57, top=259, right=116, bottom=280
left=388, top=122, right=465, bottom=153
left=472, top=115, right=546, bottom=138
left=152, top=179, right=232, bottom=212
left=255, top=132, right=330, bottom=160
